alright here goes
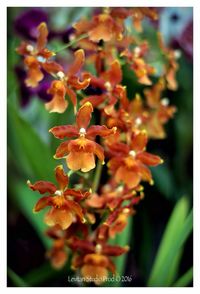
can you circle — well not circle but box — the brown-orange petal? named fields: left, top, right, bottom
left=44, top=207, right=73, bottom=230
left=55, top=165, right=69, bottom=191
left=137, top=151, right=163, bottom=166
left=54, top=141, right=70, bottom=159
left=106, top=60, right=122, bottom=86
left=33, top=196, right=51, bottom=212
left=27, top=180, right=57, bottom=194
left=65, top=87, right=77, bottom=110
left=67, top=151, right=96, bottom=172
left=87, top=125, right=117, bottom=139
left=49, top=125, right=78, bottom=139
left=45, top=80, right=68, bottom=113
left=93, top=142, right=105, bottom=163
left=24, top=56, right=44, bottom=87
left=36, top=22, right=48, bottom=52
left=115, top=166, right=141, bottom=189
left=130, top=130, right=148, bottom=152
left=81, top=264, right=108, bottom=285
left=65, top=199, right=85, bottom=223
left=67, top=49, right=85, bottom=77
left=86, top=193, right=104, bottom=208
left=64, top=189, right=90, bottom=201
left=76, top=102, right=93, bottom=129
left=42, top=61, right=63, bottom=75
left=102, top=244, right=129, bottom=256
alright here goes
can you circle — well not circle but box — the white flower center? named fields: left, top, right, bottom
left=174, top=50, right=181, bottom=59
left=37, top=56, right=46, bottom=63
left=55, top=190, right=62, bottom=196
left=95, top=244, right=102, bottom=254
left=104, top=81, right=112, bottom=91
left=79, top=127, right=86, bottom=136
left=26, top=44, right=34, bottom=52
left=161, top=98, right=169, bottom=106
left=134, top=46, right=141, bottom=57
left=57, top=71, right=65, bottom=79
left=129, top=150, right=136, bottom=157
left=135, top=117, right=142, bottom=126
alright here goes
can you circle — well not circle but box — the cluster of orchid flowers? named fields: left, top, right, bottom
left=16, top=7, right=178, bottom=285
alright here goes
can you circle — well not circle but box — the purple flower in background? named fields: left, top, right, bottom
left=14, top=8, right=48, bottom=40
left=15, top=66, right=52, bottom=107
left=159, top=7, right=193, bottom=61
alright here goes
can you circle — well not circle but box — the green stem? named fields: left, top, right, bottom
left=92, top=160, right=103, bottom=193
left=55, top=33, right=88, bottom=53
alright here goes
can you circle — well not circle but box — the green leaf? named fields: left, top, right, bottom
left=7, top=267, right=29, bottom=287
left=151, top=163, right=176, bottom=200
left=173, top=267, right=193, bottom=287
left=147, top=197, right=192, bottom=286
left=8, top=101, right=56, bottom=182
left=8, top=179, right=51, bottom=249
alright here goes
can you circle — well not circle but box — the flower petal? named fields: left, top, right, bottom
left=54, top=141, right=70, bottom=159
left=55, top=165, right=69, bottom=191
left=33, top=196, right=52, bottom=212
left=44, top=207, right=73, bottom=230
left=87, top=125, right=117, bottom=139
left=65, top=87, right=77, bottom=110
left=45, top=80, right=68, bottom=113
left=42, top=61, right=63, bottom=75
left=93, top=142, right=105, bottom=163
left=115, top=166, right=141, bottom=188
left=27, top=180, right=57, bottom=194
left=76, top=102, right=93, bottom=129
left=67, top=49, right=85, bottom=77
left=36, top=22, right=48, bottom=52
left=64, top=189, right=90, bottom=201
left=102, top=244, right=129, bottom=256
left=103, top=60, right=122, bottom=86
left=81, top=264, right=108, bottom=285
left=24, top=56, right=44, bottom=87
left=137, top=152, right=163, bottom=166
left=49, top=125, right=78, bottom=139
left=66, top=151, right=95, bottom=172
left=130, top=130, right=148, bottom=152
left=65, top=199, right=85, bottom=223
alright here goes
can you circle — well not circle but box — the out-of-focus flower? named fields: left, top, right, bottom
left=27, top=165, right=90, bottom=229
left=15, top=66, right=52, bottom=107
left=14, top=8, right=49, bottom=40
left=158, top=7, right=193, bottom=60
left=16, top=22, right=63, bottom=87
left=49, top=102, right=117, bottom=172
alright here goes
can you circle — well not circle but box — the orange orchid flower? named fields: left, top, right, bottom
left=16, top=22, right=63, bottom=88
left=81, top=60, right=122, bottom=114
left=69, top=237, right=129, bottom=285
left=45, top=49, right=91, bottom=113
left=27, top=165, right=90, bottom=229
left=74, top=9, right=124, bottom=43
left=107, top=130, right=163, bottom=188
left=49, top=102, right=117, bottom=172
